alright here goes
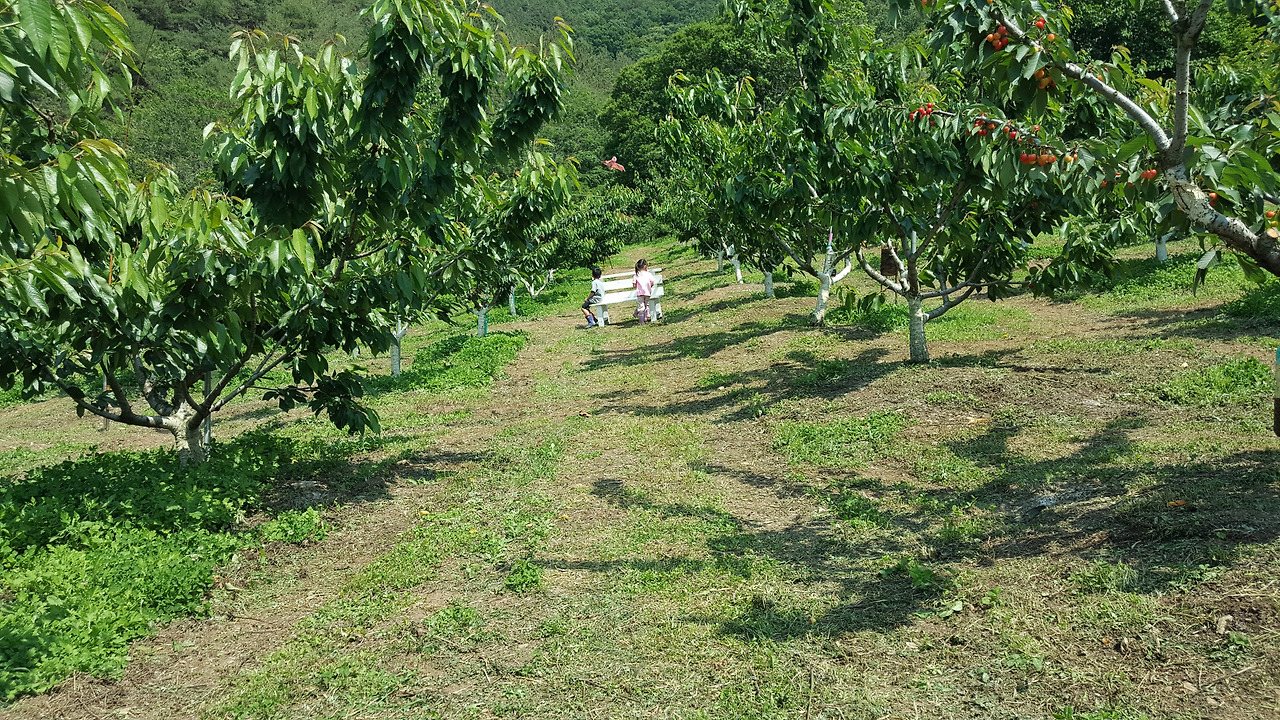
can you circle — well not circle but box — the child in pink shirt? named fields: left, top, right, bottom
left=632, top=259, right=656, bottom=323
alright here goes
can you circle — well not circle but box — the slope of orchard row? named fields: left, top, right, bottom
left=1, top=240, right=1277, bottom=718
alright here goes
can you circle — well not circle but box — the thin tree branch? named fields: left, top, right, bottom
left=998, top=15, right=1173, bottom=152
left=212, top=351, right=293, bottom=412
left=917, top=182, right=969, bottom=260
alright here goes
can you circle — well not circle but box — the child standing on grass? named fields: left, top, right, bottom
left=581, top=267, right=605, bottom=328
left=632, top=259, right=656, bottom=324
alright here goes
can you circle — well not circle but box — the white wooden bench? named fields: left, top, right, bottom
left=592, top=269, right=665, bottom=325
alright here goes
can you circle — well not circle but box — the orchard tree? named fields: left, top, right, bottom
left=0, top=0, right=576, bottom=463
left=667, top=0, right=1122, bottom=359
left=663, top=67, right=849, bottom=311
left=899, top=0, right=1280, bottom=279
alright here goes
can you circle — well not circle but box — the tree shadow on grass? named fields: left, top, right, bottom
left=565, top=412, right=1279, bottom=645
left=564, top=476, right=941, bottom=642
left=927, top=415, right=1280, bottom=595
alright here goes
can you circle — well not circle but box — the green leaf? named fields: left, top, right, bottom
left=18, top=276, right=49, bottom=314
left=18, top=0, right=54, bottom=58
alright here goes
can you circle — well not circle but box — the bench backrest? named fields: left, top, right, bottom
left=599, top=272, right=663, bottom=293
left=601, top=268, right=662, bottom=280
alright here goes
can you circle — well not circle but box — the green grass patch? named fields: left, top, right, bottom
left=696, top=371, right=744, bottom=389
left=371, top=331, right=526, bottom=395
left=0, top=431, right=360, bottom=700
left=828, top=300, right=1033, bottom=341
left=1153, top=357, right=1271, bottom=407
left=1081, top=252, right=1258, bottom=312
left=1222, top=280, right=1280, bottom=321
left=772, top=412, right=908, bottom=468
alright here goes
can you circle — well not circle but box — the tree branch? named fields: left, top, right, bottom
left=212, top=351, right=293, bottom=412
left=854, top=244, right=904, bottom=295
left=1161, top=0, right=1180, bottom=23
left=101, top=363, right=133, bottom=417
left=925, top=287, right=977, bottom=320
left=999, top=15, right=1173, bottom=152
left=132, top=358, right=176, bottom=416
left=776, top=235, right=818, bottom=277
left=52, top=377, right=170, bottom=429
left=1171, top=0, right=1214, bottom=160
left=918, top=182, right=969, bottom=260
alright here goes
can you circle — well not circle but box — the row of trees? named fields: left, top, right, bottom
left=657, top=0, right=1280, bottom=362
left=0, top=0, right=599, bottom=463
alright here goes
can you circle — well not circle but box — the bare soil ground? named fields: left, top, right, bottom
left=3, top=242, right=1278, bottom=720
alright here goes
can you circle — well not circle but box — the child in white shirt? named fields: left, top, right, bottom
left=581, top=267, right=605, bottom=327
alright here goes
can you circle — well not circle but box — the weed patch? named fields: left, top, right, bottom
left=370, top=332, right=527, bottom=394
left=1153, top=357, right=1270, bottom=407
left=0, top=433, right=318, bottom=700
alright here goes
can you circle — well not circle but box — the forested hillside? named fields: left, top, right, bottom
left=109, top=0, right=719, bottom=188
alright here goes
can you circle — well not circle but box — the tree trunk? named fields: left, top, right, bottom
left=763, top=270, right=774, bottom=298
left=1156, top=232, right=1169, bottom=263
left=907, top=295, right=929, bottom=364
left=716, top=250, right=724, bottom=272
left=170, top=404, right=208, bottom=466
left=391, top=318, right=407, bottom=378
left=509, top=292, right=518, bottom=317
left=202, top=372, right=213, bottom=445
left=812, top=272, right=831, bottom=326
left=476, top=306, right=489, bottom=338
left=730, top=254, right=743, bottom=283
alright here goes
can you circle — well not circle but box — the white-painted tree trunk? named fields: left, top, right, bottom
left=390, top=318, right=408, bottom=377
left=716, top=250, right=724, bottom=273
left=730, top=254, right=743, bottom=283
left=811, top=239, right=853, bottom=325
left=813, top=273, right=832, bottom=325
left=763, top=270, right=774, bottom=298
left=907, top=295, right=929, bottom=364
left=1156, top=232, right=1170, bottom=263
left=476, top=306, right=490, bottom=338
left=171, top=402, right=207, bottom=466
left=509, top=293, right=518, bottom=317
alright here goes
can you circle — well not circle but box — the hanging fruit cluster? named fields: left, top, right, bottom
left=985, top=25, right=1010, bottom=51
left=908, top=102, right=937, bottom=123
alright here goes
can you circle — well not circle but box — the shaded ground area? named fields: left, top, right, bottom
left=2, top=242, right=1278, bottom=719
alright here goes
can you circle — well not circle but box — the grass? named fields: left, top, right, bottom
left=369, top=331, right=527, bottom=395
left=3, top=239, right=1280, bottom=718
left=0, top=329, right=534, bottom=702
left=1080, top=250, right=1264, bottom=312
left=772, top=412, right=909, bottom=468
left=0, top=431, right=338, bottom=699
left=1153, top=356, right=1272, bottom=407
